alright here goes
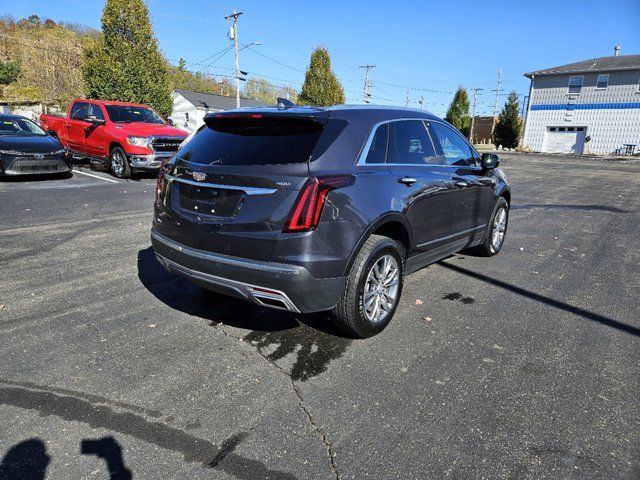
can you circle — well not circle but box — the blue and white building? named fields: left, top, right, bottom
left=522, top=51, right=640, bottom=155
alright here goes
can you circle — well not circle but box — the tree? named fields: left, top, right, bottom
left=83, top=0, right=172, bottom=115
left=0, top=59, right=20, bottom=86
left=299, top=47, right=344, bottom=106
left=445, top=87, right=471, bottom=137
left=244, top=78, right=299, bottom=105
left=493, top=91, right=522, bottom=149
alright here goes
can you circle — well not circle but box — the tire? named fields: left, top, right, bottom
left=332, top=235, right=405, bottom=338
left=109, top=146, right=131, bottom=179
left=475, top=197, right=509, bottom=256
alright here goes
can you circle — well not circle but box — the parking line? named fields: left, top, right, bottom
left=73, top=169, right=119, bottom=184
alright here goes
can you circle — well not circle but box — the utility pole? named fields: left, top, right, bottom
left=225, top=10, right=243, bottom=108
left=490, top=67, right=503, bottom=136
left=418, top=95, right=424, bottom=110
left=405, top=91, right=410, bottom=107
left=469, top=88, right=483, bottom=143
left=359, top=64, right=375, bottom=103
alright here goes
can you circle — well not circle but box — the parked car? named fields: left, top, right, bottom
left=151, top=105, right=511, bottom=338
left=0, top=113, right=72, bottom=177
left=40, top=99, right=188, bottom=178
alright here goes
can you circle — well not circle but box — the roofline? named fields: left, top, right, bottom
left=524, top=58, right=640, bottom=78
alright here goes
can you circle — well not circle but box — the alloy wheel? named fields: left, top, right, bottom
left=363, top=254, right=400, bottom=324
left=491, top=207, right=507, bottom=252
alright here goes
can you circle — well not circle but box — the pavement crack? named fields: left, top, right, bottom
left=213, top=323, right=341, bottom=480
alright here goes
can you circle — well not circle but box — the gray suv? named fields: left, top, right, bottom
left=151, top=105, right=510, bottom=337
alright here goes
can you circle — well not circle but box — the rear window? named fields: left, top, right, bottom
left=176, top=115, right=325, bottom=166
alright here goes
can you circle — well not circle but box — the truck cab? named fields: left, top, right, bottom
left=40, top=99, right=188, bottom=178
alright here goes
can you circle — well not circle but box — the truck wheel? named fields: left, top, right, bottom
left=109, top=146, right=131, bottom=179
left=332, top=235, right=404, bottom=338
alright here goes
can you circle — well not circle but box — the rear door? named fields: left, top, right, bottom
left=428, top=121, right=495, bottom=237
left=155, top=112, right=331, bottom=261
left=384, top=119, right=457, bottom=250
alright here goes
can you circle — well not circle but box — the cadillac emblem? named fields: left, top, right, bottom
left=192, top=171, right=206, bottom=182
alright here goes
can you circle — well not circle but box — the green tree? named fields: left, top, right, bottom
left=0, top=59, right=20, bottom=86
left=299, top=47, right=344, bottom=106
left=83, top=0, right=172, bottom=115
left=493, top=90, right=522, bottom=149
left=445, top=87, right=471, bottom=137
left=244, top=77, right=299, bottom=105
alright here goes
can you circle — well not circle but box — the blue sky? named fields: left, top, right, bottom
left=4, top=0, right=640, bottom=116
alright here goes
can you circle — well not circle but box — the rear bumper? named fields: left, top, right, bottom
left=150, top=229, right=346, bottom=313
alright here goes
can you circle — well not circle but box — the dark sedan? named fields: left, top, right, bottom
left=0, top=114, right=72, bottom=177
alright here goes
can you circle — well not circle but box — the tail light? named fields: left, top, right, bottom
left=283, top=175, right=354, bottom=232
left=155, top=160, right=171, bottom=203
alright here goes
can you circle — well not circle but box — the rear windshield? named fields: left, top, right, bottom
left=175, top=116, right=325, bottom=166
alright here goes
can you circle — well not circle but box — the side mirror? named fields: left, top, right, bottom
left=167, top=118, right=175, bottom=126
left=86, top=116, right=106, bottom=126
left=481, top=153, right=500, bottom=169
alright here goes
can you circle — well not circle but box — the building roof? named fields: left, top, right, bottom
left=524, top=54, right=640, bottom=78
left=174, top=89, right=266, bottom=110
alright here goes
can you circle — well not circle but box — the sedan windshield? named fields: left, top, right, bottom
left=0, top=118, right=47, bottom=136
left=105, top=105, right=165, bottom=124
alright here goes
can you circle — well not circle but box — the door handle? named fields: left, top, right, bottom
left=454, top=181, right=469, bottom=188
left=65, top=123, right=71, bottom=128
left=398, top=177, right=417, bottom=186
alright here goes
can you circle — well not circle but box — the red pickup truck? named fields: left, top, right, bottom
left=40, top=99, right=188, bottom=178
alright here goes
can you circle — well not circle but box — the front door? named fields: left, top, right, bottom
left=384, top=119, right=458, bottom=250
left=428, top=121, right=494, bottom=239
left=66, top=102, right=91, bottom=153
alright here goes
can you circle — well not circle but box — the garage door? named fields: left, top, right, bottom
left=542, top=127, right=586, bottom=154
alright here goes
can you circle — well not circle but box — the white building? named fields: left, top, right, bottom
left=522, top=52, right=640, bottom=155
left=170, top=90, right=265, bottom=134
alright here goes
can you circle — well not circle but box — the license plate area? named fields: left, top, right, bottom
left=178, top=183, right=242, bottom=217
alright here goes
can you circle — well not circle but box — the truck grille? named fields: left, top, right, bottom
left=6, top=157, right=69, bottom=175
left=150, top=137, right=184, bottom=153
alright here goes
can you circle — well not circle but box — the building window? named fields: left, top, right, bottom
left=596, top=74, right=609, bottom=90
left=568, top=76, right=583, bottom=94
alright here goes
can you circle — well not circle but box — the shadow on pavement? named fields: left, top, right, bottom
left=440, top=261, right=640, bottom=337
left=0, top=439, right=50, bottom=480
left=81, top=436, right=132, bottom=480
left=137, top=247, right=353, bottom=381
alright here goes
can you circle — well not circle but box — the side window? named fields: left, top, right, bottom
left=70, top=102, right=90, bottom=121
left=429, top=122, right=475, bottom=167
left=364, top=123, right=388, bottom=164
left=89, top=104, right=105, bottom=121
left=387, top=120, right=438, bottom=165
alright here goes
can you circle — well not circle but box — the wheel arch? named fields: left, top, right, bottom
left=342, top=213, right=413, bottom=277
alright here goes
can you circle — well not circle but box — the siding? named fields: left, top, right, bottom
left=523, top=69, right=640, bottom=155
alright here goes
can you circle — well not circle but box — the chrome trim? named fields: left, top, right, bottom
left=416, top=224, right=486, bottom=248
left=155, top=254, right=301, bottom=313
left=151, top=230, right=300, bottom=275
left=164, top=173, right=277, bottom=195
left=355, top=118, right=482, bottom=168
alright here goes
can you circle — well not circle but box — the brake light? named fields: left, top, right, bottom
left=283, top=176, right=354, bottom=232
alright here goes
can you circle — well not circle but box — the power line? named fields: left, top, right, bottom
left=243, top=45, right=304, bottom=73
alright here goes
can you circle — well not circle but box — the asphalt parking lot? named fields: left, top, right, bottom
left=1, top=153, right=638, bottom=480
